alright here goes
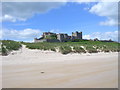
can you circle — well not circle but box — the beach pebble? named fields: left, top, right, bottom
left=41, top=72, right=44, bottom=73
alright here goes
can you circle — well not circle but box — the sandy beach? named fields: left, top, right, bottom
left=1, top=46, right=118, bottom=88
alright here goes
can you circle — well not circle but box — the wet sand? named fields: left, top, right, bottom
left=1, top=46, right=118, bottom=88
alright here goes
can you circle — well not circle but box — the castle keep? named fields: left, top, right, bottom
left=34, top=31, right=82, bottom=42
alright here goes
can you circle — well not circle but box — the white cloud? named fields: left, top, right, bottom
left=2, top=0, right=68, bottom=2
left=89, top=2, right=118, bottom=26
left=83, top=30, right=118, bottom=42
left=2, top=2, right=66, bottom=22
left=2, top=15, right=17, bottom=22
left=2, top=28, right=41, bottom=41
left=50, top=29, right=60, bottom=33
left=2, top=0, right=119, bottom=2
left=100, top=18, right=117, bottom=26
left=2, top=1, right=118, bottom=24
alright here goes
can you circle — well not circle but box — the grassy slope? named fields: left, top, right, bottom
left=1, top=40, right=119, bottom=55
left=1, top=40, right=22, bottom=55
left=23, top=40, right=120, bottom=54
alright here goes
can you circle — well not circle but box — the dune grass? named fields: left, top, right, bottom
left=73, top=46, right=86, bottom=53
left=23, top=40, right=120, bottom=54
left=1, top=40, right=119, bottom=55
left=59, top=46, right=72, bottom=54
left=1, top=40, right=22, bottom=56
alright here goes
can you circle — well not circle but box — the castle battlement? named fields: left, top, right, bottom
left=34, top=31, right=82, bottom=42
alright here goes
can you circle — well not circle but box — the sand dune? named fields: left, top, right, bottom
left=1, top=45, right=118, bottom=88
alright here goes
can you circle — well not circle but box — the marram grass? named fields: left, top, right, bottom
left=1, top=40, right=120, bottom=55
left=23, top=40, right=120, bottom=54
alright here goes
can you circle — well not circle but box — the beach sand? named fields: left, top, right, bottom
left=1, top=45, right=118, bottom=88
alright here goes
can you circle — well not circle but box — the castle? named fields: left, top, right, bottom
left=34, top=31, right=82, bottom=42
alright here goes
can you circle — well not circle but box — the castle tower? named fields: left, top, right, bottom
left=72, top=31, right=82, bottom=39
left=43, top=32, right=56, bottom=38
left=57, top=34, right=64, bottom=42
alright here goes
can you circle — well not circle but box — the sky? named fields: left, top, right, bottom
left=1, top=1, right=118, bottom=42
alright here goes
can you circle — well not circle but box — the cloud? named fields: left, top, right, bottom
left=2, top=15, right=17, bottom=22
left=50, top=29, right=60, bottom=33
left=2, top=0, right=67, bottom=2
left=83, top=30, right=118, bottom=42
left=2, top=2, right=66, bottom=22
left=89, top=2, right=118, bottom=26
left=2, top=1, right=118, bottom=24
left=2, top=28, right=41, bottom=41
left=2, top=0, right=119, bottom=2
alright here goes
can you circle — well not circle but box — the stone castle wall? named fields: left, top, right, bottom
left=34, top=31, right=82, bottom=43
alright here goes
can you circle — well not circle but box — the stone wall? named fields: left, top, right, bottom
left=34, top=39, right=47, bottom=43
left=72, top=31, right=82, bottom=39
left=34, top=38, right=60, bottom=43
left=34, top=31, right=83, bottom=43
left=46, top=39, right=60, bottom=42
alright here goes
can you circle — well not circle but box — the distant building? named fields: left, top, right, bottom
left=72, top=31, right=82, bottom=40
left=100, top=40, right=114, bottom=42
left=43, top=32, right=56, bottom=38
left=93, top=38, right=114, bottom=42
left=57, top=33, right=64, bottom=42
left=94, top=38, right=99, bottom=41
left=34, top=31, right=115, bottom=43
left=57, top=33, right=71, bottom=42
left=34, top=31, right=82, bottom=42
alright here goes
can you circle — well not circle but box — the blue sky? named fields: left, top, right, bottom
left=2, top=2, right=118, bottom=42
